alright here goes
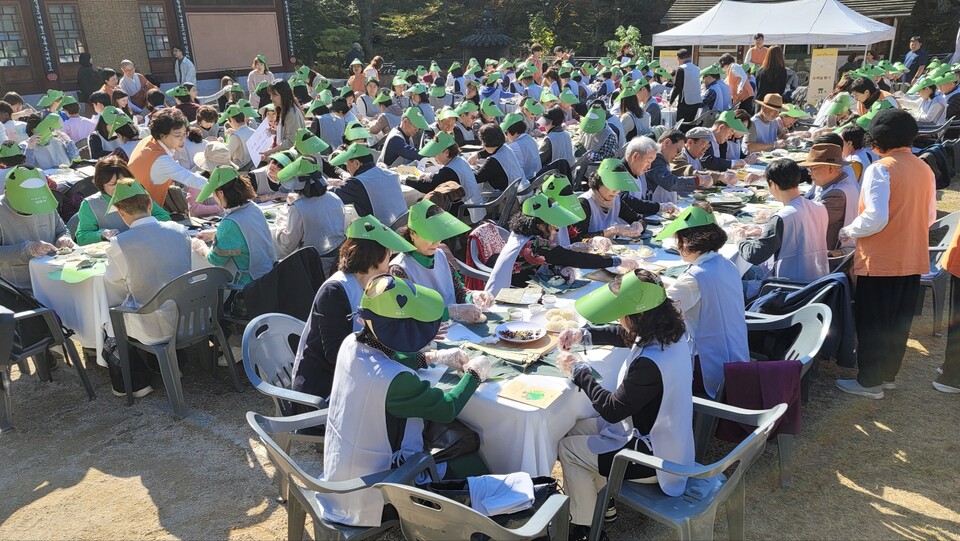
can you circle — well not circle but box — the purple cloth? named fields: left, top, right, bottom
left=716, top=360, right=802, bottom=442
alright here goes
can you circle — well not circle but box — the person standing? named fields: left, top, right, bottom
left=527, top=43, right=545, bottom=84
left=743, top=33, right=768, bottom=67
left=720, top=53, right=754, bottom=113
left=669, top=49, right=702, bottom=124
left=247, top=55, right=276, bottom=110
left=902, top=36, right=929, bottom=85
left=344, top=42, right=363, bottom=69
left=936, top=220, right=960, bottom=393
left=836, top=109, right=936, bottom=399
left=76, top=52, right=100, bottom=117
left=172, top=46, right=197, bottom=86
left=755, top=46, right=788, bottom=107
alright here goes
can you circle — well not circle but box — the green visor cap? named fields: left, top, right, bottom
left=346, top=215, right=415, bottom=252
left=4, top=166, right=58, bottom=215
left=277, top=156, right=322, bottom=182
left=654, top=67, right=673, bottom=80
left=541, top=174, right=586, bottom=219
left=574, top=271, right=667, bottom=324
left=0, top=141, right=24, bottom=159
left=344, top=121, right=371, bottom=141
left=165, top=85, right=190, bottom=98
left=59, top=95, right=78, bottom=107
left=373, top=92, right=392, bottom=105
left=329, top=142, right=372, bottom=166
left=522, top=98, right=544, bottom=115
left=350, top=58, right=363, bottom=67
left=256, top=54, right=269, bottom=71
left=228, top=83, right=244, bottom=94
left=559, top=88, right=579, bottom=104
left=361, top=274, right=445, bottom=322
left=519, top=69, right=535, bottom=79
left=314, top=77, right=332, bottom=92
left=196, top=166, right=240, bottom=202
left=430, top=62, right=441, bottom=72
left=419, top=132, right=456, bottom=158
left=306, top=98, right=328, bottom=117
left=582, top=63, right=598, bottom=76
left=104, top=178, right=149, bottom=214
left=499, top=112, right=525, bottom=132
left=408, top=199, right=470, bottom=242
left=877, top=60, right=895, bottom=72
left=37, top=89, right=65, bottom=108
left=218, top=104, right=244, bottom=124
left=484, top=72, right=502, bottom=85
left=615, top=82, right=639, bottom=102
left=107, top=114, right=133, bottom=138
left=269, top=149, right=299, bottom=168
left=825, top=94, right=852, bottom=116
left=296, top=65, right=311, bottom=79
left=429, top=85, right=446, bottom=98
left=937, top=72, right=959, bottom=86
left=294, top=128, right=330, bottom=155
left=597, top=158, right=639, bottom=192
left=521, top=193, right=581, bottom=228
left=580, top=107, right=607, bottom=134
left=288, top=76, right=306, bottom=88
left=863, top=65, right=886, bottom=78
left=780, top=104, right=811, bottom=118
left=405, top=83, right=427, bottom=95
left=454, top=101, right=479, bottom=115
left=716, top=110, right=748, bottom=133
left=437, top=107, right=458, bottom=121
left=98, top=105, right=119, bottom=126
left=540, top=91, right=559, bottom=104
left=480, top=98, right=503, bottom=118
left=339, top=86, right=354, bottom=99
left=908, top=77, right=937, bottom=94
left=392, top=76, right=407, bottom=88
left=402, top=107, right=430, bottom=130
left=449, top=61, right=462, bottom=72
left=892, top=62, right=908, bottom=73
left=700, top=65, right=723, bottom=78
left=254, top=81, right=270, bottom=94
left=35, top=114, right=62, bottom=144
left=654, top=206, right=716, bottom=240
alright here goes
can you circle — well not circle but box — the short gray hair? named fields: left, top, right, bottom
left=119, top=59, right=134, bottom=69
left=625, top=136, right=659, bottom=159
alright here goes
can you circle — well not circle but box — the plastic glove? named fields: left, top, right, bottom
left=745, top=153, right=761, bottom=165
left=191, top=237, right=210, bottom=257
left=449, top=303, right=484, bottom=323
left=558, top=328, right=585, bottom=351
left=471, top=290, right=494, bottom=310
left=463, top=355, right=493, bottom=382
left=731, top=159, right=747, bottom=169
left=195, top=229, right=217, bottom=242
left=427, top=348, right=469, bottom=371
left=567, top=242, right=592, bottom=253
left=774, top=139, right=788, bottom=150
left=26, top=241, right=55, bottom=257
left=838, top=227, right=852, bottom=244
left=719, top=171, right=738, bottom=186
left=557, top=351, right=591, bottom=378
left=56, top=236, right=76, bottom=248
left=660, top=202, right=680, bottom=216
left=696, top=173, right=714, bottom=188
left=617, top=258, right=640, bottom=272
left=589, top=236, right=613, bottom=253
left=100, top=229, right=120, bottom=240
left=559, top=266, right=579, bottom=284
left=744, top=172, right=764, bottom=185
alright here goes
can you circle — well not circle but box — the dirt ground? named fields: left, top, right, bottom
left=2, top=188, right=960, bottom=540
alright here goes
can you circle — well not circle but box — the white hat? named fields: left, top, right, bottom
left=193, top=142, right=237, bottom=172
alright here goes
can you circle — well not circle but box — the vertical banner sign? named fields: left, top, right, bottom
left=30, top=0, right=54, bottom=72
left=171, top=0, right=190, bottom=58
left=808, top=48, right=839, bottom=106
left=282, top=0, right=294, bottom=59
left=658, top=50, right=680, bottom=74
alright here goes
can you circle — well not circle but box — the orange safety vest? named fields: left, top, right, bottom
left=853, top=148, right=934, bottom=277
left=127, top=137, right=172, bottom=205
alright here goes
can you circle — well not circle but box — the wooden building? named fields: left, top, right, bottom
left=0, top=0, right=295, bottom=96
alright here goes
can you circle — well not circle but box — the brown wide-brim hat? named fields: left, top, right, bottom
left=798, top=143, right=848, bottom=167
left=758, top=93, right=787, bottom=112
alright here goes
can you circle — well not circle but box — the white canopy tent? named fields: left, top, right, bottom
left=652, top=0, right=895, bottom=47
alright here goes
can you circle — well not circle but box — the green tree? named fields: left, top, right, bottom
left=605, top=25, right=652, bottom=60
left=528, top=11, right=556, bottom=51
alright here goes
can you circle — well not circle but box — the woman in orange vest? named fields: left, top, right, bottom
left=836, top=109, right=936, bottom=400
left=937, top=223, right=960, bottom=393
left=127, top=108, right=208, bottom=207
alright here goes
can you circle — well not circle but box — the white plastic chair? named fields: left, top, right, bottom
left=246, top=411, right=437, bottom=541
left=377, top=482, right=569, bottom=541
left=589, top=400, right=788, bottom=541
left=242, top=313, right=327, bottom=502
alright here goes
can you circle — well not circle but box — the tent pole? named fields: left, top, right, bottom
left=863, top=44, right=869, bottom=67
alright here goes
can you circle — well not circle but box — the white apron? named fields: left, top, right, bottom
left=391, top=250, right=457, bottom=306
left=585, top=340, right=695, bottom=497
left=221, top=202, right=277, bottom=283
left=446, top=155, right=485, bottom=223
left=328, top=271, right=364, bottom=332
left=579, top=191, right=622, bottom=232
left=355, top=165, right=407, bottom=226
left=484, top=232, right=530, bottom=295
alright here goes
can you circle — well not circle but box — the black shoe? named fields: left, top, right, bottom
left=604, top=499, right=617, bottom=523
left=569, top=524, right=608, bottom=541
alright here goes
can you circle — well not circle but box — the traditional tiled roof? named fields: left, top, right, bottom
left=460, top=8, right=515, bottom=47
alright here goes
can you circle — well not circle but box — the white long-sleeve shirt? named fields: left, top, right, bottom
left=841, top=161, right=936, bottom=240
left=150, top=140, right=207, bottom=190
left=729, top=63, right=749, bottom=94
